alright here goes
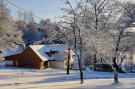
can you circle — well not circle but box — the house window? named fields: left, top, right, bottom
left=6, top=60, right=13, bottom=66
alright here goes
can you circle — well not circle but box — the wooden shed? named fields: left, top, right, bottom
left=4, top=44, right=75, bottom=69
left=4, top=47, right=49, bottom=69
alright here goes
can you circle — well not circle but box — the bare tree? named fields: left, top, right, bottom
left=0, top=1, right=23, bottom=49
left=60, top=0, right=91, bottom=84
left=60, top=0, right=135, bottom=84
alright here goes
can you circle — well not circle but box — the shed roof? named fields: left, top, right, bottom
left=4, top=44, right=75, bottom=62
left=3, top=49, right=22, bottom=58
left=29, top=44, right=74, bottom=61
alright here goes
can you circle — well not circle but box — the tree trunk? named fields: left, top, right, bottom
left=114, top=69, right=119, bottom=84
left=67, top=48, right=70, bottom=75
left=93, top=53, right=97, bottom=69
left=73, top=15, right=84, bottom=84
left=93, top=53, right=97, bottom=64
left=113, top=57, right=119, bottom=71
left=77, top=55, right=84, bottom=84
left=113, top=57, right=119, bottom=83
left=112, top=29, right=125, bottom=83
left=79, top=37, right=83, bottom=84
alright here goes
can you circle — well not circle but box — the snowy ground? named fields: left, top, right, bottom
left=0, top=66, right=135, bottom=89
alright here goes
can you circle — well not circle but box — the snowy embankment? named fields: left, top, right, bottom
left=0, top=66, right=135, bottom=89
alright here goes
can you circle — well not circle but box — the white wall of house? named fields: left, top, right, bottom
left=50, top=51, right=74, bottom=69
left=51, top=52, right=65, bottom=68
left=51, top=61, right=64, bottom=69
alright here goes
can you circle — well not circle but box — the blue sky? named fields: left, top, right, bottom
left=6, top=0, right=131, bottom=22
left=7, top=0, right=65, bottom=22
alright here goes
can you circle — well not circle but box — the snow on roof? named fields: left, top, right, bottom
left=29, top=44, right=70, bottom=61
left=3, top=49, right=22, bottom=57
left=3, top=44, right=25, bottom=57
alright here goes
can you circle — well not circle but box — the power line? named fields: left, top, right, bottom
left=6, top=0, right=43, bottom=21
left=6, top=0, right=47, bottom=28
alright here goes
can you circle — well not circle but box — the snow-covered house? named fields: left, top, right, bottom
left=4, top=44, right=76, bottom=69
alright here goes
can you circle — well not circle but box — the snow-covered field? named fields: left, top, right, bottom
left=0, top=66, right=135, bottom=89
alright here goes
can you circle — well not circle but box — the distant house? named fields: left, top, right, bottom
left=4, top=44, right=75, bottom=69
left=93, top=49, right=135, bottom=72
